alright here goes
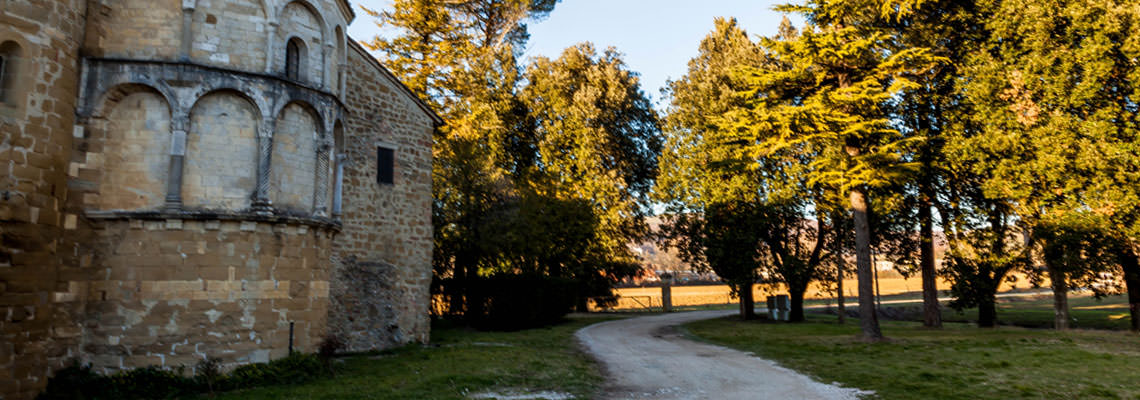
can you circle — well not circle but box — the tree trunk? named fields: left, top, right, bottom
left=836, top=255, right=846, bottom=324
left=1116, top=245, right=1140, bottom=332
left=850, top=187, right=883, bottom=340
left=919, top=180, right=942, bottom=328
left=1045, top=259, right=1070, bottom=330
left=789, top=284, right=806, bottom=322
left=739, top=283, right=755, bottom=320
left=977, top=294, right=998, bottom=328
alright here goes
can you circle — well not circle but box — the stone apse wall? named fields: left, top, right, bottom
left=0, top=1, right=438, bottom=399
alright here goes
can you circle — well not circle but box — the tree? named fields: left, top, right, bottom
left=959, top=0, right=1140, bottom=329
left=718, top=0, right=941, bottom=340
left=521, top=43, right=663, bottom=261
left=654, top=17, right=766, bottom=319
left=369, top=0, right=662, bottom=319
left=664, top=203, right=765, bottom=319
left=890, top=0, right=985, bottom=328
left=940, top=186, right=1025, bottom=328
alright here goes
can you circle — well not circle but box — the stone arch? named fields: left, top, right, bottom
left=185, top=85, right=270, bottom=122
left=276, top=0, right=328, bottom=37
left=191, top=0, right=270, bottom=72
left=285, top=36, right=308, bottom=81
left=185, top=90, right=261, bottom=210
left=276, top=0, right=325, bottom=85
left=87, top=84, right=174, bottom=211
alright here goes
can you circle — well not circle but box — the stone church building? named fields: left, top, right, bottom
left=0, top=0, right=439, bottom=398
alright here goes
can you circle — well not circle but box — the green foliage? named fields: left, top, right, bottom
left=522, top=43, right=663, bottom=256
left=370, top=1, right=659, bottom=320
left=450, top=274, right=580, bottom=331
left=37, top=354, right=333, bottom=400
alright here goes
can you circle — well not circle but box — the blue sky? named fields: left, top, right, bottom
left=348, top=1, right=797, bottom=107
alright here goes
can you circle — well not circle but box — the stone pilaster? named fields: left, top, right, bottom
left=251, top=119, right=274, bottom=214
left=180, top=0, right=195, bottom=60
left=332, top=154, right=345, bottom=217
left=313, top=139, right=331, bottom=217
left=164, top=116, right=190, bottom=211
left=265, top=22, right=278, bottom=74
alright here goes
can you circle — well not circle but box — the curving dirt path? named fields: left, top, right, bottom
left=576, top=310, right=870, bottom=400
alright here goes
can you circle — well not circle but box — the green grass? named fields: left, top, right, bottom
left=685, top=309, right=1140, bottom=400
left=212, top=315, right=617, bottom=400
left=938, top=294, right=1135, bottom=330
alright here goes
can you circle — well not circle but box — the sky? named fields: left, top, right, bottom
left=347, top=1, right=798, bottom=107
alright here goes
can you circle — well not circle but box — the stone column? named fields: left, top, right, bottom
left=251, top=119, right=274, bottom=214
left=337, top=63, right=347, bottom=99
left=322, top=43, right=335, bottom=91
left=164, top=116, right=190, bottom=211
left=265, top=22, right=279, bottom=74
left=332, top=153, right=345, bottom=217
left=180, top=1, right=195, bottom=60
left=313, top=139, right=331, bottom=217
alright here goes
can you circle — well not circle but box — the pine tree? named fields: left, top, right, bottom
left=718, top=0, right=942, bottom=339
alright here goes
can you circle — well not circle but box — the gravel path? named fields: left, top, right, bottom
left=575, top=310, right=870, bottom=400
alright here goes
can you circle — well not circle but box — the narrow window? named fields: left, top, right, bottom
left=377, top=146, right=394, bottom=185
left=285, top=38, right=302, bottom=81
left=0, top=55, right=7, bottom=102
left=0, top=41, right=19, bottom=105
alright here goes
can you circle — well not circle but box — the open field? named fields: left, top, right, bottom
left=606, top=273, right=1037, bottom=311
left=686, top=295, right=1140, bottom=400
left=211, top=315, right=617, bottom=400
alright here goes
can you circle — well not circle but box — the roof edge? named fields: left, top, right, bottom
left=348, top=39, right=445, bottom=127
left=338, top=0, right=356, bottom=24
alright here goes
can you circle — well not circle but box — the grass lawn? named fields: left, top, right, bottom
left=938, top=294, right=1135, bottom=330
left=211, top=315, right=616, bottom=400
left=685, top=302, right=1140, bottom=400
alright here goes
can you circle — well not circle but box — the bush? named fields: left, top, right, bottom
left=38, top=353, right=334, bottom=399
left=461, top=274, right=579, bottom=331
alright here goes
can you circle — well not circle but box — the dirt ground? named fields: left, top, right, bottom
left=575, top=310, right=871, bottom=400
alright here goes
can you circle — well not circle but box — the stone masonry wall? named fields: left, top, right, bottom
left=0, top=1, right=86, bottom=398
left=191, top=0, right=269, bottom=72
left=270, top=103, right=318, bottom=214
left=1, top=1, right=433, bottom=398
left=327, top=43, right=434, bottom=351
left=73, top=217, right=334, bottom=374
left=83, top=0, right=181, bottom=61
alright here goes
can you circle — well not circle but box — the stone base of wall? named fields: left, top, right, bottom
left=70, top=215, right=336, bottom=374
left=327, top=257, right=404, bottom=352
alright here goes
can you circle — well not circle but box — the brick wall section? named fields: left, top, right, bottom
left=277, top=2, right=324, bottom=87
left=75, top=218, right=334, bottom=374
left=184, top=93, right=259, bottom=211
left=0, top=1, right=435, bottom=398
left=191, top=0, right=269, bottom=72
left=92, top=91, right=171, bottom=210
left=0, top=1, right=86, bottom=398
left=270, top=104, right=318, bottom=214
left=83, top=0, right=180, bottom=60
left=327, top=43, right=434, bottom=351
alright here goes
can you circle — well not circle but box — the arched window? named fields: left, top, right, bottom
left=0, top=41, right=21, bottom=105
left=285, top=37, right=305, bottom=81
